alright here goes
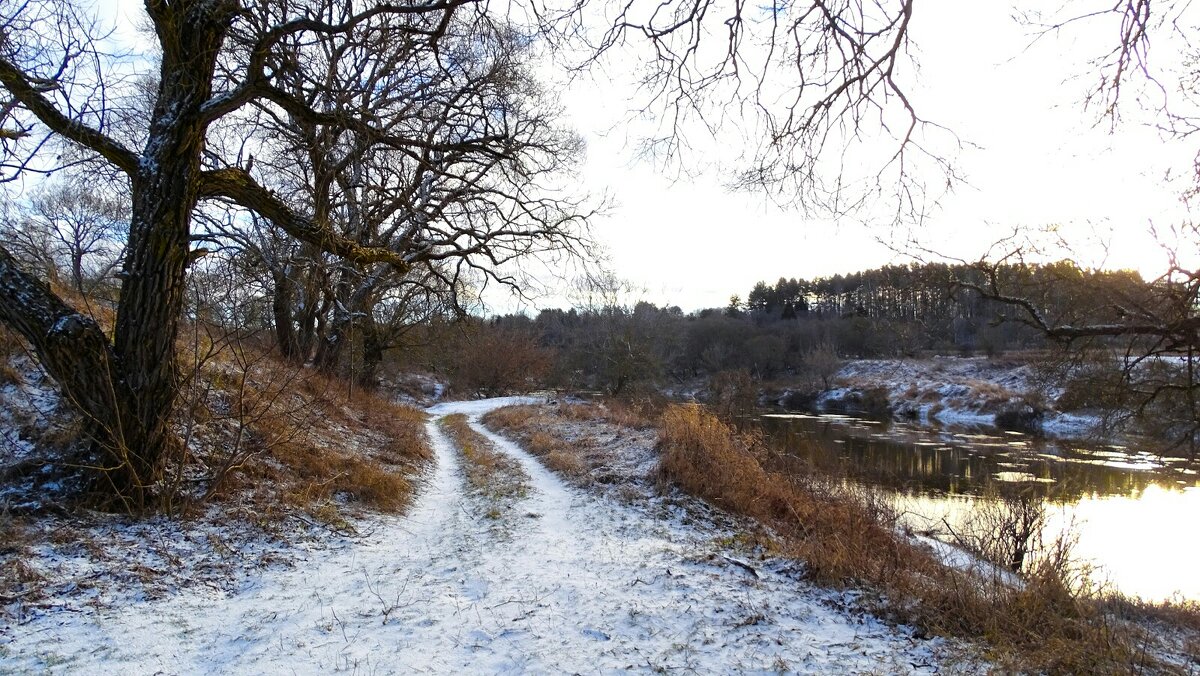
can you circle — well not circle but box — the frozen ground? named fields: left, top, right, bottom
left=0, top=396, right=970, bottom=673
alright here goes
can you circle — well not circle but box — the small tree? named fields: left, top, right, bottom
left=955, top=236, right=1200, bottom=457
left=449, top=322, right=552, bottom=396
left=802, top=341, right=842, bottom=391
left=0, top=177, right=127, bottom=295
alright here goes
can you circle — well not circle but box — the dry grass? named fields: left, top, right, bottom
left=0, top=311, right=431, bottom=522
left=0, top=326, right=24, bottom=385
left=171, top=335, right=431, bottom=525
left=0, top=517, right=44, bottom=606
left=482, top=404, right=609, bottom=483
left=482, top=400, right=656, bottom=483
left=656, top=403, right=1181, bottom=674
left=657, top=404, right=917, bottom=583
left=967, top=380, right=1017, bottom=408
left=439, top=414, right=529, bottom=512
left=544, top=398, right=661, bottom=429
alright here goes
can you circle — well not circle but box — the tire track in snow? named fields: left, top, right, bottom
left=0, top=396, right=965, bottom=674
left=413, top=398, right=955, bottom=674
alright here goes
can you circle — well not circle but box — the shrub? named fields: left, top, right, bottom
left=994, top=403, right=1044, bottom=433
left=448, top=323, right=552, bottom=396
left=707, top=369, right=757, bottom=422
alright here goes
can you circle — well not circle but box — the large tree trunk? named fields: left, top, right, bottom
left=313, top=267, right=358, bottom=375
left=0, top=246, right=139, bottom=496
left=0, top=2, right=238, bottom=509
left=70, top=252, right=85, bottom=296
left=105, top=2, right=235, bottom=506
left=355, top=319, right=386, bottom=390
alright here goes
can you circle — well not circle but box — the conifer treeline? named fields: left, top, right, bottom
left=745, top=261, right=1146, bottom=328
left=442, top=260, right=1151, bottom=397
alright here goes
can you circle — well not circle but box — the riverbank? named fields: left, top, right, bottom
left=766, top=356, right=1101, bottom=439
left=484, top=399, right=1200, bottom=673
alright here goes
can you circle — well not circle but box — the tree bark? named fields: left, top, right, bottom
left=271, top=267, right=299, bottom=362
left=0, top=245, right=147, bottom=502
left=358, top=320, right=384, bottom=389
left=92, top=1, right=237, bottom=507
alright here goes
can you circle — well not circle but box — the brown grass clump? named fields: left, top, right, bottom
left=0, top=517, right=45, bottom=605
left=522, top=430, right=591, bottom=478
left=540, top=398, right=660, bottom=429
left=0, top=326, right=24, bottom=385
left=542, top=447, right=588, bottom=478
left=656, top=403, right=1168, bottom=674
left=439, top=414, right=529, bottom=510
left=599, top=397, right=666, bottom=428
left=483, top=403, right=614, bottom=483
left=657, top=404, right=920, bottom=584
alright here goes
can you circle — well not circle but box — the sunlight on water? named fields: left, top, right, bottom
left=757, top=413, right=1200, bottom=601
left=1050, top=485, right=1200, bottom=601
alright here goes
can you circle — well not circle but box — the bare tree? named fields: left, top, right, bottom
left=18, top=178, right=127, bottom=294
left=565, top=0, right=955, bottom=219
left=201, top=1, right=589, bottom=379
left=951, top=229, right=1200, bottom=457
left=0, top=0, right=588, bottom=509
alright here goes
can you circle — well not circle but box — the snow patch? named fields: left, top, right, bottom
left=820, top=357, right=1102, bottom=439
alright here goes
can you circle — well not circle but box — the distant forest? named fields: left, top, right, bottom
left=743, top=261, right=1145, bottom=330
left=439, top=261, right=1152, bottom=396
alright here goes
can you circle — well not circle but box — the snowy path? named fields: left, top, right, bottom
left=2, top=397, right=951, bottom=673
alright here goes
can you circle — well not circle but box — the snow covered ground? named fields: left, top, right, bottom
left=819, top=357, right=1099, bottom=438
left=0, top=396, right=971, bottom=673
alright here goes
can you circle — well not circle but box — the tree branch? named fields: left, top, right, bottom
left=198, top=167, right=412, bottom=271
left=0, top=56, right=138, bottom=176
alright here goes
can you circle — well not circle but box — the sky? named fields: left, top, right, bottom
left=87, top=0, right=1197, bottom=313
left=547, top=0, right=1197, bottom=312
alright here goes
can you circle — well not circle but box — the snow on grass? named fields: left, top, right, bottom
left=0, top=397, right=968, bottom=673
left=822, top=357, right=1101, bottom=439
left=0, top=354, right=65, bottom=467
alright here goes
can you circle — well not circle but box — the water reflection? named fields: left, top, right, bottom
left=758, top=413, right=1193, bottom=501
left=755, top=412, right=1200, bottom=601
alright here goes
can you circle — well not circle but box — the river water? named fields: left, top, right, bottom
left=755, top=412, right=1200, bottom=602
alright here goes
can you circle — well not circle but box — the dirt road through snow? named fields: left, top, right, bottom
left=2, top=396, right=956, bottom=673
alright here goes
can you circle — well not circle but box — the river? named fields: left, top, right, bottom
left=755, top=412, right=1200, bottom=602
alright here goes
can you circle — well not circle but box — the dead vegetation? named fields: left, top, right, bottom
left=0, top=323, right=432, bottom=616
left=481, top=401, right=659, bottom=486
left=654, top=403, right=1197, bottom=674
left=484, top=405, right=595, bottom=481
left=439, top=414, right=529, bottom=518
left=180, top=346, right=430, bottom=525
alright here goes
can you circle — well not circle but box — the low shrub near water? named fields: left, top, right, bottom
left=656, top=403, right=1177, bottom=673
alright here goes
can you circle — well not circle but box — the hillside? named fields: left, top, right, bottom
left=800, top=356, right=1098, bottom=438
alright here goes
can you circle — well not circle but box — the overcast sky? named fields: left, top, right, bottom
left=89, top=0, right=1196, bottom=313
left=549, top=0, right=1196, bottom=312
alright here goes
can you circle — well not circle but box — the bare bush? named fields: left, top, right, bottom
left=448, top=323, right=552, bottom=396
left=802, top=341, right=842, bottom=390
left=707, top=369, right=757, bottom=423
left=946, top=486, right=1046, bottom=575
